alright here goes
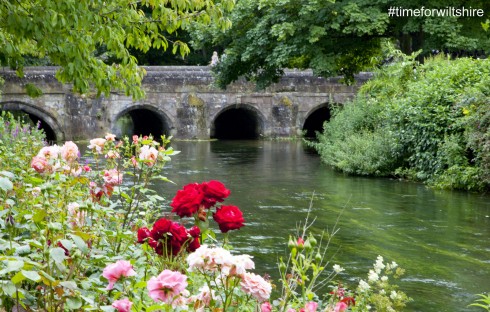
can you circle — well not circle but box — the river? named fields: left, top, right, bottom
left=157, top=140, right=490, bottom=312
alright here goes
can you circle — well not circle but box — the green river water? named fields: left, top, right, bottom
left=157, top=140, right=490, bottom=312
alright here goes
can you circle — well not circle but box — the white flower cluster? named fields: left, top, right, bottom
left=333, top=264, right=345, bottom=274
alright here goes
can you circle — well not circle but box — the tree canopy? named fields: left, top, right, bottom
left=205, top=0, right=490, bottom=89
left=0, top=0, right=234, bottom=99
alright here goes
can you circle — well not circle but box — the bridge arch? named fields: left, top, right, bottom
left=112, top=105, right=173, bottom=140
left=0, top=101, right=64, bottom=142
left=302, top=103, right=332, bottom=139
left=211, top=104, right=266, bottom=140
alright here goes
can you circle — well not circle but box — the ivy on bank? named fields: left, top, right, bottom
left=312, top=54, right=490, bottom=192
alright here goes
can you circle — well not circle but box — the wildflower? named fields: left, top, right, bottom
left=102, top=260, right=136, bottom=290
left=368, top=269, right=379, bottom=282
left=358, top=279, right=370, bottom=292
left=390, top=290, right=398, bottom=300
left=333, top=264, right=345, bottom=274
left=374, top=255, right=385, bottom=274
left=147, top=269, right=188, bottom=303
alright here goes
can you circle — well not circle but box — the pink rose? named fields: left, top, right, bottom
left=88, top=138, right=106, bottom=153
left=103, top=169, right=123, bottom=186
left=102, top=260, right=136, bottom=290
left=334, top=302, right=348, bottom=312
left=105, top=133, right=116, bottom=141
left=240, top=272, right=271, bottom=302
left=60, top=141, right=79, bottom=163
left=112, top=298, right=132, bottom=312
left=37, top=145, right=60, bottom=160
left=31, top=156, right=48, bottom=173
left=261, top=302, right=272, bottom=312
left=305, top=302, right=318, bottom=312
left=139, top=145, right=159, bottom=166
left=147, top=270, right=188, bottom=303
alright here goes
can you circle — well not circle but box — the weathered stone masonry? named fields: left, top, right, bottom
left=0, top=66, right=370, bottom=141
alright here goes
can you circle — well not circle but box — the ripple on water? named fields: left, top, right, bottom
left=403, top=277, right=460, bottom=290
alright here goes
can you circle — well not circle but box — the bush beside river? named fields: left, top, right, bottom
left=313, top=54, right=490, bottom=192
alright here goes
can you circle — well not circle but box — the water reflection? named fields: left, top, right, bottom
left=158, top=140, right=490, bottom=312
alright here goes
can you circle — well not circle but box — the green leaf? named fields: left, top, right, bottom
left=50, top=247, right=66, bottom=263
left=0, top=177, right=13, bottom=191
left=4, top=260, right=24, bottom=274
left=60, top=281, right=77, bottom=290
left=68, top=234, right=89, bottom=254
left=25, top=83, right=43, bottom=98
left=11, top=271, right=25, bottom=284
left=21, top=270, right=41, bottom=282
left=0, top=171, right=15, bottom=179
left=33, top=210, right=47, bottom=223
left=66, top=297, right=82, bottom=309
left=2, top=281, right=16, bottom=296
left=134, top=280, right=147, bottom=288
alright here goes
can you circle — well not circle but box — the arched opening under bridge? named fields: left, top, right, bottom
left=113, top=107, right=171, bottom=140
left=0, top=104, right=59, bottom=142
left=302, top=105, right=331, bottom=139
left=211, top=106, right=263, bottom=140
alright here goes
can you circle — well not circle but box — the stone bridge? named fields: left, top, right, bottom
left=0, top=66, right=369, bottom=141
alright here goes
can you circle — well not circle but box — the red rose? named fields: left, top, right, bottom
left=150, top=218, right=172, bottom=240
left=170, top=183, right=205, bottom=217
left=188, top=226, right=201, bottom=238
left=201, top=180, right=231, bottom=208
left=148, top=238, right=158, bottom=249
left=137, top=227, right=151, bottom=243
left=213, top=205, right=245, bottom=233
left=188, top=237, right=200, bottom=252
left=169, top=222, right=189, bottom=255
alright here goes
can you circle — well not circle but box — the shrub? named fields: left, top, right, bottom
left=313, top=54, right=490, bottom=191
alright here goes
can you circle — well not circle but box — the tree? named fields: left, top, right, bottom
left=206, top=0, right=490, bottom=89
left=0, top=0, right=234, bottom=99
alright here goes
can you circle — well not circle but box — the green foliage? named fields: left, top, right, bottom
left=471, top=293, right=490, bottom=311
left=313, top=99, right=399, bottom=176
left=0, top=0, right=234, bottom=99
left=314, top=55, right=490, bottom=191
left=201, top=0, right=490, bottom=89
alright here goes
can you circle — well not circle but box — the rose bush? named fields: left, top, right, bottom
left=0, top=113, right=411, bottom=311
